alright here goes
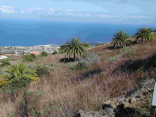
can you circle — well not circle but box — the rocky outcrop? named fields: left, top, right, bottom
left=73, top=79, right=155, bottom=117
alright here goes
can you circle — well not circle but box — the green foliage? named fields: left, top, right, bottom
left=49, top=63, right=58, bottom=71
left=3, top=78, right=31, bottom=94
left=111, top=31, right=131, bottom=49
left=79, top=53, right=100, bottom=65
left=134, top=27, right=154, bottom=43
left=106, top=46, right=133, bottom=62
left=60, top=38, right=87, bottom=59
left=0, top=64, right=38, bottom=93
left=36, top=65, right=50, bottom=77
left=0, top=59, right=11, bottom=67
left=52, top=51, right=58, bottom=55
left=30, top=53, right=36, bottom=59
left=22, top=54, right=36, bottom=62
left=40, top=52, right=48, bottom=57
left=95, top=43, right=105, bottom=46
left=82, top=42, right=91, bottom=48
left=70, top=62, right=89, bottom=71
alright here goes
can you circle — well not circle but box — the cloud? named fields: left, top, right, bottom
left=0, top=6, right=17, bottom=13
left=97, top=13, right=147, bottom=19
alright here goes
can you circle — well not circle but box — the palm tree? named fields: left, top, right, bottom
left=61, top=38, right=86, bottom=60
left=0, top=64, right=38, bottom=92
left=134, top=27, right=154, bottom=43
left=111, top=31, right=131, bottom=48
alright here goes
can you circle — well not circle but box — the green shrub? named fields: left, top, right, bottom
left=3, top=78, right=31, bottom=94
left=79, top=53, right=100, bottom=65
left=36, top=65, right=50, bottom=77
left=70, top=62, right=89, bottom=71
left=82, top=43, right=91, bottom=48
left=30, top=53, right=36, bottom=59
left=40, top=52, right=48, bottom=57
left=27, top=63, right=37, bottom=69
left=52, top=51, right=58, bottom=55
left=0, top=59, right=11, bottom=67
left=22, top=54, right=35, bottom=62
left=49, top=63, right=58, bottom=71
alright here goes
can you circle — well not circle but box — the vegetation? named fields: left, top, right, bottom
left=135, top=27, right=154, bottom=43
left=22, top=54, right=36, bottom=62
left=52, top=51, right=58, bottom=55
left=40, top=51, right=48, bottom=57
left=0, top=28, right=156, bottom=117
left=70, top=62, right=89, bottom=71
left=111, top=31, right=131, bottom=49
left=82, top=42, right=91, bottom=48
left=60, top=38, right=87, bottom=60
left=0, top=59, right=11, bottom=67
left=36, top=65, right=50, bottom=77
left=0, top=64, right=38, bottom=94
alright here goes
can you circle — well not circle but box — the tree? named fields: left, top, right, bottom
left=134, top=27, right=154, bottom=43
left=0, top=64, right=39, bottom=101
left=60, top=38, right=86, bottom=60
left=111, top=31, right=131, bottom=49
left=22, top=54, right=35, bottom=62
left=40, top=51, right=48, bottom=57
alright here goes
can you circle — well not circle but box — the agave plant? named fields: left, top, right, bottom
left=134, top=27, right=154, bottom=43
left=111, top=31, right=131, bottom=48
left=60, top=38, right=87, bottom=59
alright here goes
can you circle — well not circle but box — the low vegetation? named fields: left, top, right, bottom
left=36, top=64, right=50, bottom=77
left=0, top=27, right=156, bottom=117
left=40, top=51, right=48, bottom=57
left=22, top=54, right=36, bottom=62
left=0, top=59, right=11, bottom=67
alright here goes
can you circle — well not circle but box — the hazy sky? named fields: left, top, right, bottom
left=0, top=0, right=156, bottom=24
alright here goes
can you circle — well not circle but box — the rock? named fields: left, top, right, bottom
left=102, top=107, right=114, bottom=116
left=142, top=92, right=148, bottom=96
left=102, top=104, right=112, bottom=110
left=73, top=110, right=81, bottom=117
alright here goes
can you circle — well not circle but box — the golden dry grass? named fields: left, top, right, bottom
left=0, top=39, right=156, bottom=116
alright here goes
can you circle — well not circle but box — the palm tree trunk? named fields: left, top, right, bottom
left=74, top=53, right=76, bottom=60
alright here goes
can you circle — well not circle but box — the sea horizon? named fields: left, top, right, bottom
left=0, top=19, right=156, bottom=46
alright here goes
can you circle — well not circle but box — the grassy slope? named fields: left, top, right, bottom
left=0, top=39, right=156, bottom=116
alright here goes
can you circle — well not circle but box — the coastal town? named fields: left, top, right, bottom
left=0, top=44, right=60, bottom=60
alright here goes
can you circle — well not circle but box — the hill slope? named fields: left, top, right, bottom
left=0, top=39, right=156, bottom=117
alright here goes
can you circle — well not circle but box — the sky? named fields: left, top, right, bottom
left=0, top=0, right=156, bottom=24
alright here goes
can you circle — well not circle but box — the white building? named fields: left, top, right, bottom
left=0, top=55, right=8, bottom=60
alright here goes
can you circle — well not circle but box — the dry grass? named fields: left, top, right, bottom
left=0, top=39, right=156, bottom=117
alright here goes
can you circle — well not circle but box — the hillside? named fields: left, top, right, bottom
left=0, top=39, right=156, bottom=117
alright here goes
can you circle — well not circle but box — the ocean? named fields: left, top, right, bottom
left=0, top=19, right=155, bottom=46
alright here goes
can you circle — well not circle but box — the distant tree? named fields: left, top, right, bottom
left=134, top=27, right=154, bottom=43
left=0, top=59, right=11, bottom=67
left=30, top=53, right=36, bottom=59
left=82, top=42, right=91, bottom=48
left=22, top=54, right=35, bottom=62
left=52, top=51, right=58, bottom=55
left=111, top=31, right=131, bottom=49
left=60, top=38, right=87, bottom=60
left=40, top=52, right=48, bottom=57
